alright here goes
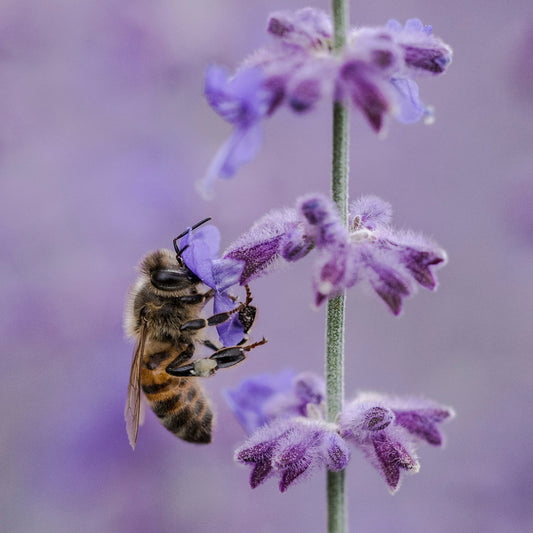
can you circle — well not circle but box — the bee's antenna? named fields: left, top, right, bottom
left=173, top=217, right=212, bottom=261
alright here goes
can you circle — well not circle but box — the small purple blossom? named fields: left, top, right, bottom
left=202, top=9, right=452, bottom=193
left=303, top=194, right=448, bottom=312
left=339, top=393, right=454, bottom=493
left=226, top=370, right=326, bottom=434
left=235, top=417, right=350, bottom=492
left=221, top=193, right=447, bottom=314
left=179, top=223, right=247, bottom=345
left=201, top=65, right=271, bottom=198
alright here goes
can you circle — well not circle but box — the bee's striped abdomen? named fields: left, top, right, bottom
left=141, top=350, right=214, bottom=444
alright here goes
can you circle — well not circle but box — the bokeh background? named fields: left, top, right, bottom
left=1, top=0, right=532, bottom=531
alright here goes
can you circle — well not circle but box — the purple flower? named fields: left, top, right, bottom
left=222, top=193, right=447, bottom=314
left=338, top=393, right=454, bottom=493
left=235, top=417, right=350, bottom=492
left=179, top=223, right=247, bottom=345
left=303, top=194, right=448, bottom=313
left=226, top=370, right=326, bottom=434
left=202, top=9, right=452, bottom=191
left=201, top=65, right=271, bottom=198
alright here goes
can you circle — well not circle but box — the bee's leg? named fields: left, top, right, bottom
left=165, top=342, right=195, bottom=373
left=209, top=337, right=267, bottom=368
left=166, top=338, right=267, bottom=378
left=179, top=285, right=254, bottom=333
left=177, top=288, right=215, bottom=306
left=202, top=339, right=221, bottom=352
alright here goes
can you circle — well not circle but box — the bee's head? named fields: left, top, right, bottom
left=140, top=219, right=212, bottom=293
left=141, top=249, right=200, bottom=292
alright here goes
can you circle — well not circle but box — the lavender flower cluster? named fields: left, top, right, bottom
left=226, top=371, right=454, bottom=493
left=181, top=6, right=455, bottom=497
left=201, top=8, right=452, bottom=196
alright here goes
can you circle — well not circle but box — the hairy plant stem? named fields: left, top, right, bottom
left=326, top=1, right=349, bottom=533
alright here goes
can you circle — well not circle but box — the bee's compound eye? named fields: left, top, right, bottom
left=151, top=269, right=198, bottom=291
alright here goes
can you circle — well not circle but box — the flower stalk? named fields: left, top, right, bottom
left=326, top=1, right=349, bottom=532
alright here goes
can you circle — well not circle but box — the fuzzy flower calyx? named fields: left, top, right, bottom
left=201, top=9, right=452, bottom=194
left=235, top=417, right=350, bottom=492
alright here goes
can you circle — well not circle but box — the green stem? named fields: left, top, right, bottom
left=326, top=1, right=350, bottom=533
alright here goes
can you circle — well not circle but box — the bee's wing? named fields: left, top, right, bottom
left=125, top=322, right=147, bottom=450
left=139, top=394, right=147, bottom=427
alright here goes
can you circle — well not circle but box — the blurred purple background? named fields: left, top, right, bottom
left=1, top=1, right=532, bottom=532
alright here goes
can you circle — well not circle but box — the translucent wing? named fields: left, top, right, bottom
left=125, top=321, right=147, bottom=450
left=139, top=395, right=147, bottom=427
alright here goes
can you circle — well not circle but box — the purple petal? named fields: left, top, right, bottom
left=180, top=225, right=220, bottom=288
left=393, top=408, right=454, bottom=446
left=323, top=432, right=351, bottom=471
left=293, top=372, right=326, bottom=409
left=205, top=65, right=266, bottom=125
left=235, top=417, right=348, bottom=492
left=279, top=454, right=312, bottom=492
left=386, top=19, right=452, bottom=75
left=339, top=60, right=391, bottom=132
left=390, top=78, right=427, bottom=124
left=268, top=8, right=332, bottom=48
left=250, top=461, right=274, bottom=488
left=281, top=224, right=314, bottom=262
left=289, top=78, right=322, bottom=112
left=225, top=370, right=296, bottom=434
left=211, top=258, right=245, bottom=293
left=312, top=248, right=357, bottom=306
left=220, top=123, right=264, bottom=179
left=199, top=122, right=264, bottom=198
left=340, top=393, right=453, bottom=492
left=236, top=437, right=277, bottom=489
left=223, top=208, right=308, bottom=284
left=398, top=247, right=445, bottom=289
left=213, top=292, right=245, bottom=347
left=404, top=19, right=427, bottom=34
left=382, top=229, right=448, bottom=290
left=402, top=45, right=451, bottom=74
left=272, top=421, right=334, bottom=491
left=372, top=432, right=419, bottom=492
left=386, top=19, right=403, bottom=32
left=299, top=194, right=348, bottom=248
left=299, top=194, right=358, bottom=305
left=359, top=247, right=413, bottom=315
left=338, top=398, right=395, bottom=441
left=236, top=439, right=275, bottom=463
left=362, top=406, right=395, bottom=432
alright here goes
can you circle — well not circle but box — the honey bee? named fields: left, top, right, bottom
left=124, top=218, right=266, bottom=449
